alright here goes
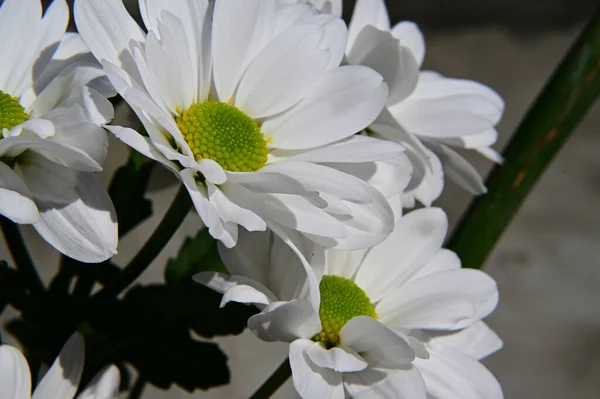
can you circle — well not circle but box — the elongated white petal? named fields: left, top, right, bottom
left=432, top=143, right=487, bottom=194
left=264, top=65, right=387, bottom=150
left=289, top=339, right=345, bottom=399
left=377, top=269, right=499, bottom=331
left=304, top=344, right=368, bottom=372
left=347, top=0, right=390, bottom=51
left=76, top=365, right=120, bottom=399
left=344, top=365, right=426, bottom=399
left=0, top=162, right=39, bottom=224
left=248, top=300, right=321, bottom=342
left=340, top=316, right=415, bottom=368
left=194, top=272, right=277, bottom=307
left=33, top=173, right=117, bottom=263
left=217, top=228, right=270, bottom=284
left=207, top=182, right=266, bottom=232
left=415, top=346, right=503, bottom=399
left=212, top=0, right=276, bottom=101
left=403, top=145, right=444, bottom=207
left=426, top=321, right=503, bottom=360
left=409, top=248, right=461, bottom=280
left=391, top=21, right=426, bottom=66
left=355, top=208, right=447, bottom=302
left=236, top=24, right=328, bottom=118
left=0, top=344, right=31, bottom=399
left=74, top=0, right=145, bottom=66
left=16, top=151, right=78, bottom=204
left=324, top=248, right=368, bottom=280
left=32, top=333, right=84, bottom=399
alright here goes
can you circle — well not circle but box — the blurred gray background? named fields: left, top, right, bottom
left=3, top=0, right=600, bottom=397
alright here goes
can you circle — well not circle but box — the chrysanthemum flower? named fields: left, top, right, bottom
left=75, top=0, right=411, bottom=249
left=344, top=0, right=505, bottom=206
left=198, top=208, right=502, bottom=398
left=0, top=0, right=117, bottom=262
left=0, top=333, right=120, bottom=399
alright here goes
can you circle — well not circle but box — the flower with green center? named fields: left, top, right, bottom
left=176, top=101, right=268, bottom=172
left=314, top=275, right=376, bottom=348
left=0, top=90, right=28, bottom=132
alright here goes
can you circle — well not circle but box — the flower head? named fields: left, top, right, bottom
left=0, top=0, right=117, bottom=262
left=0, top=333, right=120, bottom=399
left=199, top=208, right=502, bottom=398
left=75, top=0, right=411, bottom=250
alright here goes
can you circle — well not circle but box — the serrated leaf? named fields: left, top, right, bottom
left=108, top=150, right=154, bottom=237
left=165, top=228, right=228, bottom=285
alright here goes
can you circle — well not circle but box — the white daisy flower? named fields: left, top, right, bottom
left=0, top=0, right=117, bottom=262
left=0, top=333, right=120, bottom=399
left=75, top=0, right=411, bottom=250
left=198, top=208, right=502, bottom=398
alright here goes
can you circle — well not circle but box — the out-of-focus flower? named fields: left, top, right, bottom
left=346, top=0, right=504, bottom=207
left=0, top=333, right=120, bottom=399
left=0, top=0, right=117, bottom=262
left=198, top=208, right=502, bottom=398
left=75, top=0, right=412, bottom=250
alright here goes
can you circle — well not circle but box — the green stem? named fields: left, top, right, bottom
left=0, top=217, right=45, bottom=300
left=250, top=358, right=292, bottom=399
left=448, top=8, right=600, bottom=269
left=92, top=185, right=191, bottom=302
left=128, top=375, right=146, bottom=399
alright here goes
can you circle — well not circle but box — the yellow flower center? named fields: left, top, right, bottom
left=176, top=101, right=269, bottom=172
left=314, top=275, right=377, bottom=348
left=0, top=90, right=27, bottom=132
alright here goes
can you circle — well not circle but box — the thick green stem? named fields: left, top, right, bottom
left=0, top=217, right=45, bottom=300
left=92, top=185, right=191, bottom=302
left=250, top=358, right=292, bottom=399
left=448, top=8, right=600, bottom=269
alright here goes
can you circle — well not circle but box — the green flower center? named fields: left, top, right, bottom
left=0, top=90, right=27, bottom=132
left=314, top=275, right=377, bottom=348
left=176, top=101, right=269, bottom=172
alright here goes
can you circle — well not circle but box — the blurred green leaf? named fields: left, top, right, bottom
left=108, top=149, right=154, bottom=237
left=448, top=9, right=600, bottom=269
left=165, top=228, right=228, bottom=285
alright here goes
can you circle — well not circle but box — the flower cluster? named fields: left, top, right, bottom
left=0, top=0, right=504, bottom=397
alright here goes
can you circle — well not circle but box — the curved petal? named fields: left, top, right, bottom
left=217, top=228, right=271, bottom=284
left=33, top=173, right=118, bottom=263
left=0, top=344, right=31, bottom=399
left=377, top=269, right=499, bottom=331
left=0, top=162, right=39, bottom=224
left=76, top=365, right=120, bottom=399
left=304, top=344, right=367, bottom=373
left=264, top=65, right=387, bottom=150
left=431, top=143, right=487, bottom=194
left=391, top=21, right=426, bottom=66
left=248, top=300, right=321, bottom=342
left=347, top=0, right=390, bottom=51
left=194, top=272, right=277, bottom=307
left=16, top=151, right=78, bottom=204
left=409, top=248, right=461, bottom=281
left=425, top=321, right=503, bottom=360
left=415, top=346, right=503, bottom=399
left=344, top=365, right=426, bottom=399
left=206, top=182, right=266, bottom=232
left=289, top=339, right=345, bottom=399
left=32, top=333, right=84, bottom=399
left=355, top=208, right=447, bottom=303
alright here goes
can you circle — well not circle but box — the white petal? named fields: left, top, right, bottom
left=344, top=365, right=427, bottom=399
left=16, top=151, right=78, bottom=204
left=404, top=146, right=444, bottom=207
left=264, top=65, right=387, bottom=150
left=347, top=25, right=419, bottom=105
left=323, top=248, right=368, bottom=280
left=74, top=0, right=145, bottom=66
left=76, top=365, right=120, bottom=399
left=409, top=249, right=461, bottom=281
left=436, top=128, right=498, bottom=150
left=235, top=24, right=329, bottom=118
left=289, top=339, right=345, bottom=399
left=33, top=173, right=118, bottom=263
left=227, top=170, right=317, bottom=198
left=426, top=321, right=503, bottom=360
left=212, top=0, right=275, bottom=101
left=0, top=162, right=39, bottom=224
left=0, top=344, right=31, bottom=399
left=478, top=146, right=504, bottom=164
left=32, top=333, right=84, bottom=399
left=217, top=228, right=270, bottom=284
left=415, top=346, right=503, bottom=399
left=194, top=272, right=276, bottom=307
left=17, top=119, right=55, bottom=139
left=391, top=21, right=426, bottom=66
left=248, top=300, right=321, bottom=342
left=346, top=0, right=390, bottom=51
left=432, top=143, right=487, bottom=194
left=304, top=344, right=367, bottom=372
left=207, top=182, right=266, bottom=232
left=355, top=208, right=447, bottom=302
left=377, top=269, right=499, bottom=331
left=340, top=316, right=415, bottom=368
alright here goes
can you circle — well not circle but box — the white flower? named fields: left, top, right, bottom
left=0, top=0, right=117, bottom=262
left=276, top=0, right=342, bottom=16
left=198, top=208, right=502, bottom=398
left=75, top=0, right=412, bottom=250
left=0, top=333, right=120, bottom=399
left=345, top=0, right=505, bottom=207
